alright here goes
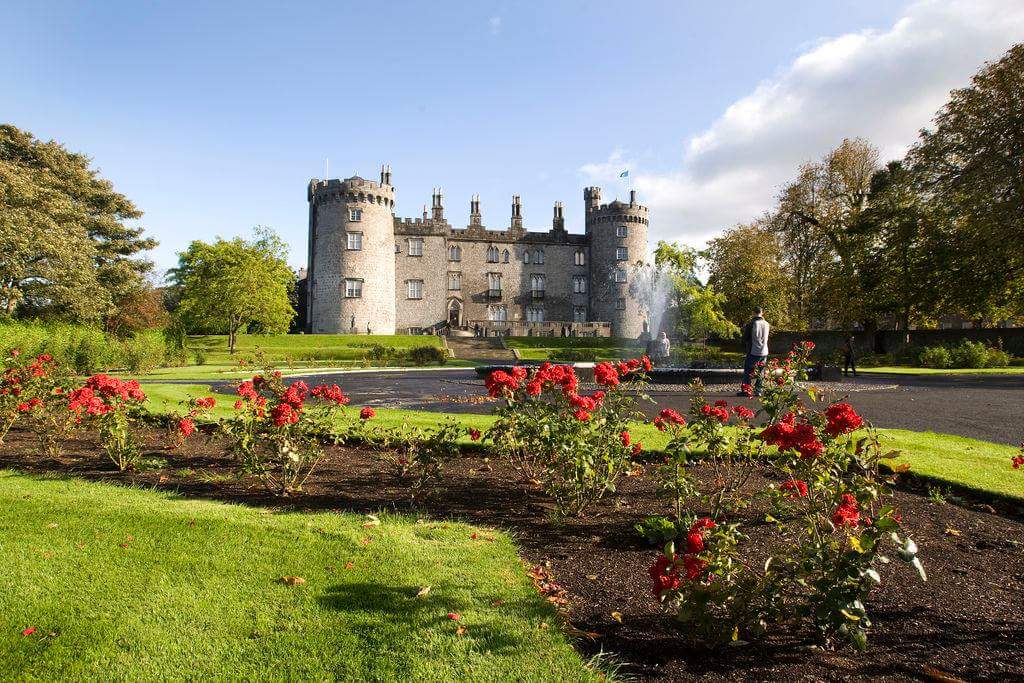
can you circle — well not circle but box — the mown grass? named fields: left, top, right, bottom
left=0, top=472, right=597, bottom=681
left=186, top=334, right=444, bottom=364
left=860, top=366, right=1024, bottom=376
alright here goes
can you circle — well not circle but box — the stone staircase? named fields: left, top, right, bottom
left=446, top=335, right=517, bottom=362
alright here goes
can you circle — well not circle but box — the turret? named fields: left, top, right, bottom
left=469, top=194, right=482, bottom=226
left=307, top=173, right=397, bottom=334
left=585, top=186, right=649, bottom=339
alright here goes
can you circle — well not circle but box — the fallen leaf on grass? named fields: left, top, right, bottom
left=539, top=622, right=549, bottom=630
left=344, top=561, right=355, bottom=570
left=21, top=627, right=36, bottom=637
left=280, top=576, right=306, bottom=586
left=360, top=537, right=373, bottom=546
left=455, top=625, right=467, bottom=636
left=610, top=611, right=623, bottom=623
left=118, top=543, right=130, bottom=549
left=362, top=514, right=380, bottom=528
left=46, top=523, right=58, bottom=529
left=470, top=532, right=478, bottom=540
left=491, top=599, right=505, bottom=607
left=416, top=586, right=431, bottom=598
left=446, top=612, right=461, bottom=621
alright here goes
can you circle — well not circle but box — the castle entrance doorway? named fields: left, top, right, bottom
left=447, top=299, right=463, bottom=327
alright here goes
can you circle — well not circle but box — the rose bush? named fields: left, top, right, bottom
left=219, top=369, right=351, bottom=495
left=67, top=374, right=148, bottom=470
left=485, top=357, right=650, bottom=516
left=649, top=343, right=926, bottom=650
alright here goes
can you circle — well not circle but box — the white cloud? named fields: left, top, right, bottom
left=488, top=16, right=502, bottom=35
left=581, top=0, right=1024, bottom=252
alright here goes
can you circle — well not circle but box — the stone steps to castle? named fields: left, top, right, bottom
left=446, top=336, right=516, bottom=361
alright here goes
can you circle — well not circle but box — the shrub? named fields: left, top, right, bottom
left=407, top=345, right=447, bottom=366
left=373, top=418, right=462, bottom=500
left=1, top=351, right=81, bottom=457
left=949, top=340, right=989, bottom=368
left=648, top=343, right=926, bottom=650
left=67, top=375, right=149, bottom=470
left=366, top=344, right=396, bottom=367
left=918, top=345, right=952, bottom=368
left=485, top=356, right=651, bottom=516
left=219, top=367, right=352, bottom=495
left=120, top=331, right=166, bottom=373
left=635, top=515, right=681, bottom=546
left=984, top=346, right=1011, bottom=368
left=194, top=349, right=208, bottom=366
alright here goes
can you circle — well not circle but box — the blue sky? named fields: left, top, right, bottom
left=3, top=1, right=1021, bottom=276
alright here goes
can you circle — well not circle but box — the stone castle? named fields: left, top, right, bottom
left=303, top=165, right=648, bottom=338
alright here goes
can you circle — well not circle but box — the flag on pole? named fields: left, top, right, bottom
left=619, top=170, right=629, bottom=178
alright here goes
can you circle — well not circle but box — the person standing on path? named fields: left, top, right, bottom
left=740, top=307, right=770, bottom=395
left=842, top=335, right=858, bottom=377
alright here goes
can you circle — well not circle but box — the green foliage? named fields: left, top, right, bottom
left=371, top=418, right=463, bottom=500
left=170, top=227, right=295, bottom=353
left=634, top=515, right=680, bottom=546
left=918, top=346, right=952, bottom=369
left=367, top=344, right=397, bottom=366
left=948, top=341, right=989, bottom=369
left=550, top=348, right=600, bottom=362
left=407, top=345, right=447, bottom=366
left=704, top=221, right=793, bottom=329
left=0, top=124, right=156, bottom=324
left=0, top=320, right=174, bottom=374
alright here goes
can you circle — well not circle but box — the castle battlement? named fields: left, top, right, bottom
left=305, top=166, right=649, bottom=338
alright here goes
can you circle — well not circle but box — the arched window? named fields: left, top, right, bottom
left=535, top=249, right=544, bottom=264
left=448, top=245, right=462, bottom=261
left=503, top=249, right=510, bottom=263
left=523, top=250, right=531, bottom=264
left=574, top=249, right=586, bottom=266
left=486, top=246, right=499, bottom=263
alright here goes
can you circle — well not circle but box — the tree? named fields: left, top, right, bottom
left=170, top=227, right=295, bottom=353
left=652, top=240, right=738, bottom=343
left=704, top=220, right=792, bottom=329
left=104, top=282, right=171, bottom=338
left=0, top=125, right=156, bottom=322
left=907, top=43, right=1024, bottom=323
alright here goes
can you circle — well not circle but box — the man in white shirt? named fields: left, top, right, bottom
left=740, top=307, right=770, bottom=396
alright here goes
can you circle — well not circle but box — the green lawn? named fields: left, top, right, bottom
left=0, top=472, right=597, bottom=681
left=860, top=365, right=1024, bottom=376
left=505, top=336, right=644, bottom=362
left=186, top=333, right=444, bottom=364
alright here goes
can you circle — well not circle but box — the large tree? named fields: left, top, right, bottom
left=704, top=219, right=793, bottom=329
left=0, top=124, right=156, bottom=323
left=907, top=42, right=1024, bottom=323
left=169, top=227, right=295, bottom=353
left=650, top=240, right=737, bottom=343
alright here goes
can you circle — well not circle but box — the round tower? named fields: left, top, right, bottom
left=307, top=169, right=396, bottom=334
left=585, top=187, right=649, bottom=339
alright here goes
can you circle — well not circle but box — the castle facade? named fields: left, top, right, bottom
left=304, top=166, right=649, bottom=338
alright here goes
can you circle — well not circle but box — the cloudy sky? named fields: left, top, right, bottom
left=3, top=0, right=1023, bottom=274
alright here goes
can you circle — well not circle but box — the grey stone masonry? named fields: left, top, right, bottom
left=306, top=166, right=650, bottom=339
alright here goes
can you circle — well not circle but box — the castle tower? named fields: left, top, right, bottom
left=306, top=168, right=397, bottom=334
left=585, top=187, right=648, bottom=339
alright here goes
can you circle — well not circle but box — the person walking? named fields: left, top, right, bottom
left=842, top=335, right=858, bottom=377
left=740, top=307, right=770, bottom=395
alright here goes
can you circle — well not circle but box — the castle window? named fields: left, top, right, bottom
left=395, top=242, right=401, bottom=253
left=448, top=272, right=461, bottom=290
left=526, top=306, right=545, bottom=323
left=616, top=247, right=628, bottom=261
left=523, top=250, right=530, bottom=264
left=574, top=249, right=586, bottom=266
left=616, top=225, right=628, bottom=238
left=406, top=279, right=423, bottom=299
left=530, top=274, right=545, bottom=299
left=408, top=238, right=424, bottom=256
left=488, top=304, right=507, bottom=322
left=488, top=272, right=502, bottom=292
left=344, top=279, right=363, bottom=298
left=486, top=246, right=499, bottom=263
left=535, top=249, right=544, bottom=264
left=614, top=269, right=627, bottom=283
left=573, top=306, right=587, bottom=323
left=448, top=245, right=462, bottom=261
left=348, top=208, right=362, bottom=222
left=573, top=275, right=587, bottom=293
left=615, top=297, right=626, bottom=310
left=503, top=249, right=510, bottom=263
left=346, top=232, right=363, bottom=250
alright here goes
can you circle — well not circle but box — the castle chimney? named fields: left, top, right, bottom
left=470, top=194, right=482, bottom=226
left=511, top=195, right=523, bottom=230
left=629, top=189, right=637, bottom=206
left=432, top=188, right=444, bottom=221
left=380, top=164, right=392, bottom=186
left=552, top=202, right=565, bottom=231
left=422, top=204, right=428, bottom=220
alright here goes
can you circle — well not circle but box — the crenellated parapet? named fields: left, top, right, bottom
left=309, top=177, right=395, bottom=209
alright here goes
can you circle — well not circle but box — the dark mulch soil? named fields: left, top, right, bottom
left=3, top=426, right=1023, bottom=682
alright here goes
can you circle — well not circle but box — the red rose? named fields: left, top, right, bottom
left=824, top=402, right=863, bottom=437
left=359, top=406, right=376, bottom=420
left=620, top=430, right=631, bottom=447
left=780, top=479, right=809, bottom=498
left=469, top=428, right=481, bottom=441
left=177, top=417, right=195, bottom=438
left=632, top=443, right=643, bottom=456
left=685, top=532, right=705, bottom=554
left=573, top=408, right=591, bottom=421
